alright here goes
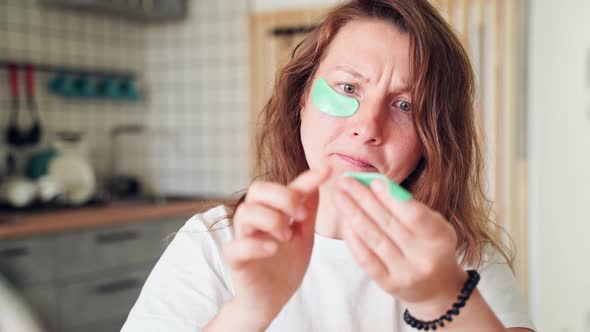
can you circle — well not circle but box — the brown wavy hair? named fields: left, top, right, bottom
left=224, top=0, right=513, bottom=269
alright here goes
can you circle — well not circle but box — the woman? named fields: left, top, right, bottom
left=121, top=0, right=536, bottom=331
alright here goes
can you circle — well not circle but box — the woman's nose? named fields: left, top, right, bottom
left=348, top=98, right=387, bottom=145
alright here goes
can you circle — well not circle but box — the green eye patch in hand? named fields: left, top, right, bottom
left=312, top=78, right=360, bottom=117
left=341, top=172, right=413, bottom=201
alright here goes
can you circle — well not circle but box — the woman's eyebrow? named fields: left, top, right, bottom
left=393, top=81, right=412, bottom=94
left=334, top=65, right=370, bottom=82
left=334, top=65, right=412, bottom=93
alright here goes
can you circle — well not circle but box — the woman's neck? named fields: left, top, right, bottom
left=314, top=187, right=344, bottom=240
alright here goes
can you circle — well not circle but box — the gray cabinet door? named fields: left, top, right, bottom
left=59, top=268, right=149, bottom=329
left=64, top=317, right=125, bottom=332
left=0, top=236, right=56, bottom=286
left=54, top=221, right=167, bottom=280
left=22, top=285, right=60, bottom=332
left=1, top=216, right=194, bottom=332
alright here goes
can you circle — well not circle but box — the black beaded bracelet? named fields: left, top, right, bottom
left=403, top=269, right=480, bottom=331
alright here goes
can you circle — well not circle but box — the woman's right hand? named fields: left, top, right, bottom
left=222, top=166, right=331, bottom=327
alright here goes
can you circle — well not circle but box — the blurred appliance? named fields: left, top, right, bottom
left=0, top=176, right=37, bottom=208
left=108, top=124, right=145, bottom=199
left=0, top=152, right=35, bottom=208
left=41, top=0, right=188, bottom=22
left=48, top=131, right=96, bottom=206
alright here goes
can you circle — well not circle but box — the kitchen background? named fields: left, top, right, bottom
left=0, top=0, right=589, bottom=332
left=0, top=0, right=249, bottom=200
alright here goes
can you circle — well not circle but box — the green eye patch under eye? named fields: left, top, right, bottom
left=311, top=78, right=360, bottom=117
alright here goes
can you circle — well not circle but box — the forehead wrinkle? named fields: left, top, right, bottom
left=333, top=65, right=370, bottom=83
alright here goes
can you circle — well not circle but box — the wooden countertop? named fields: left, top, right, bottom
left=0, top=198, right=235, bottom=240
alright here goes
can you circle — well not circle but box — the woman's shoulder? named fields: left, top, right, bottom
left=175, top=203, right=236, bottom=246
left=182, top=204, right=234, bottom=230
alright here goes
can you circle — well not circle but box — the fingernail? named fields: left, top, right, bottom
left=344, top=178, right=356, bottom=191
left=263, top=241, right=277, bottom=252
left=283, top=228, right=293, bottom=241
left=295, top=205, right=307, bottom=220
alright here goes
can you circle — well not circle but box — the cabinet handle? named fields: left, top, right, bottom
left=95, top=230, right=140, bottom=244
left=95, top=278, right=140, bottom=295
left=0, top=247, right=30, bottom=258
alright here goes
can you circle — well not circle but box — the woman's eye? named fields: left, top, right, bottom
left=338, top=83, right=356, bottom=94
left=394, top=100, right=412, bottom=112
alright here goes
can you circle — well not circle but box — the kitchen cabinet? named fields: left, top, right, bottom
left=64, top=319, right=126, bottom=332
left=54, top=220, right=167, bottom=279
left=58, top=268, right=150, bottom=330
left=0, top=236, right=57, bottom=286
left=0, top=216, right=188, bottom=332
left=22, top=284, right=60, bottom=331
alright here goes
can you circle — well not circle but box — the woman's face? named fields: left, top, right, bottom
left=300, top=19, right=423, bottom=185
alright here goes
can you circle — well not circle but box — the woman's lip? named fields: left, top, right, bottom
left=335, top=153, right=374, bottom=168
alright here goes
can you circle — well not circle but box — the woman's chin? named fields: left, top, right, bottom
left=329, top=164, right=379, bottom=176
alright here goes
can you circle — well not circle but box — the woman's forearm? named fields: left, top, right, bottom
left=202, top=299, right=271, bottom=332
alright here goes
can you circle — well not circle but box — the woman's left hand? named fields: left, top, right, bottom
left=332, top=176, right=468, bottom=312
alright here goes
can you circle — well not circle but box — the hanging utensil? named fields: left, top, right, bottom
left=3, top=64, right=42, bottom=147
left=23, top=64, right=42, bottom=145
left=4, top=64, right=23, bottom=147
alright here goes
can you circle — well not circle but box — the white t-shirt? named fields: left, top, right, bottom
left=121, top=205, right=536, bottom=331
left=0, top=275, right=44, bottom=332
